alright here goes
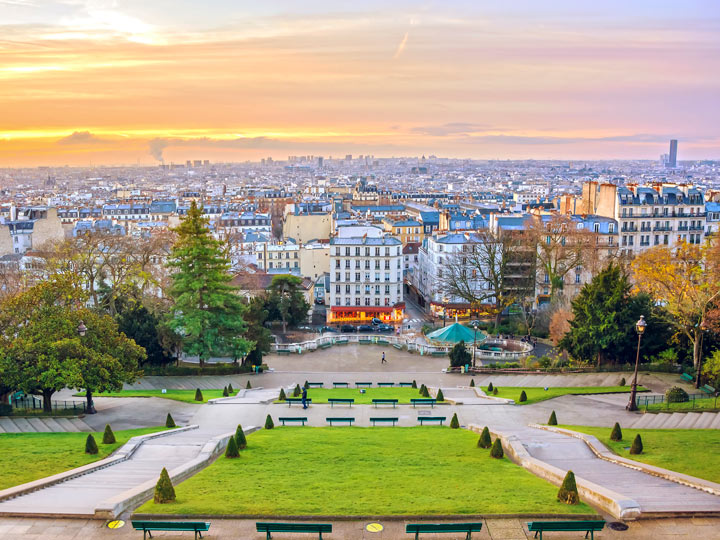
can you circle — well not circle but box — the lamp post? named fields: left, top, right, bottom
left=471, top=320, right=480, bottom=368
left=626, top=315, right=647, bottom=412
left=78, top=320, right=95, bottom=414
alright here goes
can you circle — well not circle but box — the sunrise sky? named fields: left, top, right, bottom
left=0, top=0, right=718, bottom=166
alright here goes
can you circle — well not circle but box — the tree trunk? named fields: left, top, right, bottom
left=494, top=310, right=502, bottom=329
left=694, top=330, right=703, bottom=389
left=85, top=389, right=96, bottom=414
left=42, top=389, right=54, bottom=413
left=597, top=350, right=602, bottom=370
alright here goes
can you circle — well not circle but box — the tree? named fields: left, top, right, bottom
left=113, top=292, right=171, bottom=365
left=154, top=467, right=176, bottom=503
left=630, top=434, right=643, bottom=455
left=703, top=349, right=720, bottom=387
left=437, top=389, right=445, bottom=401
left=449, top=341, right=471, bottom=368
left=243, top=297, right=273, bottom=366
left=557, top=471, right=580, bottom=504
left=85, top=434, right=98, bottom=454
left=103, top=424, right=116, bottom=444
left=278, top=388, right=287, bottom=401
left=267, top=275, right=310, bottom=332
left=477, top=427, right=492, bottom=448
left=549, top=308, right=573, bottom=346
left=610, top=423, right=622, bottom=441
left=235, top=424, right=247, bottom=449
left=490, top=438, right=504, bottom=458
left=449, top=412, right=459, bottom=428
left=633, top=241, right=720, bottom=387
left=165, top=413, right=176, bottom=428
left=0, top=276, right=143, bottom=413
left=225, top=436, right=240, bottom=458
left=167, top=201, right=252, bottom=367
left=265, top=415, right=274, bottom=429
left=548, top=410, right=558, bottom=425
left=194, top=388, right=203, bottom=401
left=519, top=390, right=527, bottom=403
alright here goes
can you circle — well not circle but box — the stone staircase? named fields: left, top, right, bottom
left=628, top=411, right=720, bottom=429
left=0, top=416, right=93, bottom=433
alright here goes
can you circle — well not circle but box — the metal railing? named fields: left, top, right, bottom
left=11, top=396, right=86, bottom=414
left=636, top=393, right=719, bottom=410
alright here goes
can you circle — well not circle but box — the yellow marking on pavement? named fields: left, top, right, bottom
left=107, top=520, right=125, bottom=529
left=366, top=522, right=384, bottom=532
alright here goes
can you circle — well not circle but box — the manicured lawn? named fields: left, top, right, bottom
left=75, top=389, right=227, bottom=404
left=279, top=387, right=430, bottom=404
left=137, top=427, right=594, bottom=516
left=642, top=396, right=720, bottom=413
left=558, top=425, right=720, bottom=484
left=482, top=386, right=645, bottom=405
left=0, top=427, right=165, bottom=490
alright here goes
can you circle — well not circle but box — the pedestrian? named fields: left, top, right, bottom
left=301, top=386, right=308, bottom=409
left=381, top=351, right=386, bottom=364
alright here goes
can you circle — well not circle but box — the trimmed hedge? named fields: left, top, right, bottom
left=477, top=427, right=492, bottom=449
left=102, top=424, right=116, bottom=444
left=610, top=422, right=622, bottom=442
left=85, top=434, right=98, bottom=455
left=450, top=413, right=459, bottom=429
left=194, top=388, right=203, bottom=401
left=265, top=415, right=274, bottom=430
left=548, top=410, right=558, bottom=425
left=630, top=434, right=643, bottom=455
left=154, top=467, right=176, bottom=503
left=557, top=470, right=579, bottom=504
left=490, top=438, right=504, bottom=459
left=225, top=436, right=240, bottom=458
left=165, top=413, right=176, bottom=428
left=235, top=424, right=247, bottom=449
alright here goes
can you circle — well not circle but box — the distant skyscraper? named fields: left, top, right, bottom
left=667, top=139, right=678, bottom=168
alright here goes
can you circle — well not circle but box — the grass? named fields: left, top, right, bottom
left=0, top=427, right=165, bottom=490
left=74, top=389, right=227, bottom=404
left=137, top=427, right=594, bottom=516
left=642, top=396, right=720, bottom=413
left=482, top=386, right=646, bottom=405
left=558, top=425, right=720, bottom=484
left=278, top=387, right=431, bottom=404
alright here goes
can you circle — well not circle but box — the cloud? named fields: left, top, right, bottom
left=411, top=123, right=501, bottom=136
left=393, top=31, right=409, bottom=59
left=57, top=130, right=106, bottom=144
left=148, top=138, right=168, bottom=161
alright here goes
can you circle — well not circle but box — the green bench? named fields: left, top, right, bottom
left=328, top=398, right=354, bottom=408
left=256, top=522, right=332, bottom=540
left=319, top=343, right=332, bottom=349
left=359, top=339, right=372, bottom=344
left=277, top=350, right=291, bottom=355
left=370, top=417, right=399, bottom=426
left=406, top=522, right=483, bottom=540
left=278, top=417, right=308, bottom=426
left=411, top=398, right=437, bottom=408
left=527, top=520, right=605, bottom=539
left=418, top=416, right=446, bottom=426
left=356, top=382, right=372, bottom=387
left=372, top=399, right=398, bottom=408
left=285, top=398, right=312, bottom=407
left=398, top=382, right=414, bottom=387
left=332, top=382, right=349, bottom=388
left=393, top=343, right=403, bottom=350
left=431, top=351, right=447, bottom=357
left=377, top=382, right=395, bottom=387
left=680, top=373, right=694, bottom=382
left=335, top=338, right=349, bottom=345
left=377, top=339, right=389, bottom=344
left=326, top=417, right=354, bottom=426
left=307, top=382, right=324, bottom=388
left=132, top=521, right=210, bottom=540
left=701, top=384, right=717, bottom=395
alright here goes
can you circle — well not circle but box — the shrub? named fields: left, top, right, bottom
left=222, top=386, right=229, bottom=397
left=304, top=380, right=309, bottom=389
left=278, top=388, right=287, bottom=401
left=412, top=380, right=417, bottom=389
left=0, top=403, right=11, bottom=415
left=630, top=434, right=643, bottom=455
left=450, top=413, right=459, bottom=429
left=225, top=435, right=240, bottom=458
left=449, top=341, right=471, bottom=367
left=436, top=389, right=445, bottom=402
left=246, top=381, right=252, bottom=389
left=610, top=422, right=622, bottom=441
left=102, top=424, right=116, bottom=444
left=665, top=386, right=689, bottom=403
left=153, top=467, right=176, bottom=503
left=194, top=388, right=203, bottom=401
left=293, top=384, right=301, bottom=397
left=492, top=387, right=498, bottom=396
left=487, top=382, right=494, bottom=392
left=490, top=438, right=504, bottom=459
left=477, top=427, right=492, bottom=448
left=85, top=434, right=98, bottom=454
left=548, top=410, right=558, bottom=425
left=235, top=424, right=247, bottom=449
left=619, top=377, right=626, bottom=387
left=538, top=356, right=552, bottom=369
left=519, top=390, right=527, bottom=403
left=557, top=471, right=579, bottom=504
left=228, top=383, right=234, bottom=394
left=421, top=385, right=430, bottom=398
left=265, top=415, right=274, bottom=429
left=469, top=379, right=475, bottom=387
left=165, top=413, right=176, bottom=428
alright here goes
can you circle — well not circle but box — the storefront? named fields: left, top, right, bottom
left=429, top=301, right=491, bottom=321
left=327, top=304, right=405, bottom=324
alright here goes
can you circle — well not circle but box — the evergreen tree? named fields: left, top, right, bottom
left=154, top=467, right=176, bottom=503
left=490, top=438, right=504, bottom=458
left=304, top=380, right=309, bottom=389
left=102, top=424, right=116, bottom=444
left=114, top=293, right=170, bottom=365
left=228, top=383, right=234, bottom=394
left=450, top=412, right=459, bottom=428
left=235, top=424, right=247, bottom=449
left=630, top=434, right=643, bottom=454
left=293, top=384, right=301, bottom=397
left=222, top=386, right=229, bottom=397
left=278, top=388, right=287, bottom=401
left=436, top=388, right=445, bottom=401
left=85, top=434, right=98, bottom=454
left=225, top=435, right=239, bottom=458
left=519, top=390, right=527, bottom=403
left=165, top=413, right=176, bottom=428
left=265, top=414, right=274, bottom=429
left=449, top=341, right=471, bottom=368
left=266, top=275, right=311, bottom=333
left=167, top=201, right=251, bottom=367
left=411, top=380, right=417, bottom=389
left=487, top=382, right=494, bottom=392
left=478, top=427, right=492, bottom=448
left=194, top=388, right=203, bottom=401
left=469, top=379, right=475, bottom=387
left=246, top=380, right=252, bottom=389
left=548, top=410, right=558, bottom=425
left=557, top=471, right=580, bottom=504
left=610, top=422, right=623, bottom=441
left=492, top=387, right=498, bottom=395
left=619, top=377, right=626, bottom=387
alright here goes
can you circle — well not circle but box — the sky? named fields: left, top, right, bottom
left=0, top=0, right=718, bottom=166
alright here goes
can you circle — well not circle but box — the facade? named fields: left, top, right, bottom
left=0, top=207, right=65, bottom=256
left=382, top=217, right=422, bottom=244
left=283, top=207, right=332, bottom=243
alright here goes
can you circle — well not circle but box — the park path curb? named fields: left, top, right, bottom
left=0, top=426, right=198, bottom=505
left=94, top=425, right=260, bottom=519
left=467, top=423, right=641, bottom=520
left=532, top=424, right=720, bottom=497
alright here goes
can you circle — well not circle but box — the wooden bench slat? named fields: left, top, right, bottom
left=370, top=417, right=399, bottom=426
left=326, top=417, right=355, bottom=425
left=527, top=520, right=605, bottom=540
left=406, top=522, right=482, bottom=540
left=278, top=417, right=308, bottom=426
left=132, top=521, right=210, bottom=540
left=418, top=416, right=446, bottom=425
left=256, top=522, right=332, bottom=540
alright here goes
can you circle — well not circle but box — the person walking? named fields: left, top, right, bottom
left=381, top=351, right=386, bottom=364
left=302, top=386, right=308, bottom=409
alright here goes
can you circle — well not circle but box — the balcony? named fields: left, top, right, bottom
left=653, top=226, right=672, bottom=232
left=677, top=226, right=688, bottom=231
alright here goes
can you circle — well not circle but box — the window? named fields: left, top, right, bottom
left=365, top=298, right=370, bottom=306
left=365, top=260, right=370, bottom=269
left=355, top=247, right=360, bottom=256
left=385, top=285, right=390, bottom=294
left=365, top=247, right=370, bottom=256
left=385, top=297, right=390, bottom=306
left=375, top=260, right=380, bottom=269
left=335, top=259, right=340, bottom=268
left=385, top=260, right=390, bottom=269
left=375, top=298, right=380, bottom=306
left=375, top=285, right=380, bottom=294
left=355, top=272, right=360, bottom=281
left=544, top=273, right=549, bottom=284
left=385, top=272, right=390, bottom=281
left=375, top=247, right=380, bottom=256
left=345, top=272, right=350, bottom=281
left=355, top=298, right=360, bottom=306
left=385, top=247, right=390, bottom=256
left=345, top=285, right=350, bottom=293
left=594, top=223, right=599, bottom=233
left=345, top=247, right=350, bottom=256
left=375, top=272, right=380, bottom=281
left=336, top=272, right=341, bottom=281
left=345, top=260, right=350, bottom=268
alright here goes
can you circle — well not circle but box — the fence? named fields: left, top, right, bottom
left=11, top=395, right=86, bottom=414
left=636, top=393, right=719, bottom=411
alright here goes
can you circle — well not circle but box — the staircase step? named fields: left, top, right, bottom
left=54, top=418, right=80, bottom=432
left=694, top=412, right=717, bottom=429
left=0, top=418, right=21, bottom=432
left=25, top=418, right=52, bottom=432
left=630, top=413, right=656, bottom=429
left=39, top=417, right=65, bottom=432
left=662, top=413, right=686, bottom=429
left=710, top=413, right=720, bottom=430
left=676, top=412, right=702, bottom=429
left=10, top=417, right=36, bottom=432
left=644, top=413, right=672, bottom=429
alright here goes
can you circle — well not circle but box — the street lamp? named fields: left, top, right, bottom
left=78, top=321, right=95, bottom=414
left=77, top=320, right=87, bottom=337
left=626, top=315, right=647, bottom=412
left=470, top=320, right=480, bottom=368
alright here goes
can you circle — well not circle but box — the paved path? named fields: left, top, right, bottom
left=0, top=417, right=93, bottom=433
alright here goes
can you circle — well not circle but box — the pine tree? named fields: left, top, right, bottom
left=478, top=427, right=492, bottom=448
left=487, top=382, right=494, bottom=392
left=450, top=413, right=459, bottom=429
left=246, top=380, right=252, bottom=389
left=102, top=424, right=116, bottom=444
left=304, top=380, right=309, bottom=389
left=278, top=388, right=287, bottom=401
left=293, top=384, right=301, bottom=397
left=492, top=387, right=498, bottom=395
left=519, top=390, right=527, bottom=403
left=222, top=386, right=229, bottom=397
left=490, top=438, right=504, bottom=458
left=225, top=435, right=240, bottom=458
left=412, top=380, right=417, bottom=389
left=235, top=424, right=247, bottom=449
left=630, top=434, right=643, bottom=454
left=469, top=379, right=475, bottom=387
left=619, top=377, right=626, bottom=387
left=610, top=422, right=623, bottom=441
left=228, top=383, right=234, bottom=394
left=548, top=410, right=558, bottom=425
left=265, top=414, right=274, bottom=429
left=166, top=413, right=176, bottom=428
left=557, top=471, right=580, bottom=504
left=154, top=467, right=176, bottom=503
left=436, top=389, right=445, bottom=401
left=422, top=385, right=430, bottom=398
left=167, top=201, right=251, bottom=367
left=85, top=434, right=98, bottom=454
left=194, top=388, right=203, bottom=401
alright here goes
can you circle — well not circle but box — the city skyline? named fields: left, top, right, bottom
left=1, top=0, right=719, bottom=166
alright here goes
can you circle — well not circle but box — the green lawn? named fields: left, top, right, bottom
left=642, top=396, right=720, bottom=413
left=0, top=427, right=165, bottom=490
left=75, top=389, right=227, bottom=404
left=137, top=427, right=594, bottom=516
left=279, top=387, right=431, bottom=404
left=483, top=386, right=645, bottom=405
left=558, top=425, right=720, bottom=484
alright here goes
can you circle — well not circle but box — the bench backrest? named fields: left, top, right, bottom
left=286, top=398, right=312, bottom=401
left=412, top=398, right=436, bottom=402
left=370, top=417, right=399, bottom=422
left=278, top=417, right=308, bottom=421
left=527, top=521, right=605, bottom=532
left=329, top=398, right=354, bottom=402
left=256, top=523, right=332, bottom=533
left=326, top=417, right=354, bottom=421
left=422, top=417, right=446, bottom=421
left=132, top=521, right=210, bottom=531
left=372, top=399, right=398, bottom=402
left=406, top=523, right=483, bottom=533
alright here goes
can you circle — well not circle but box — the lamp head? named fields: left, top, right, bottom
left=77, top=320, right=87, bottom=337
left=636, top=315, right=647, bottom=335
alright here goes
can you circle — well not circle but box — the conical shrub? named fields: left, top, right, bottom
left=478, top=427, right=492, bottom=448
left=437, top=389, right=445, bottom=402
left=487, top=382, right=494, bottom=392
left=492, top=387, right=498, bottom=395
left=293, top=384, right=301, bottom=397
left=194, top=388, right=203, bottom=401
left=304, top=380, right=309, bottom=389
left=165, top=413, right=176, bottom=428
left=548, top=410, right=558, bottom=425
left=490, top=438, right=504, bottom=459
left=450, top=413, right=459, bottom=429
left=630, top=434, right=643, bottom=455
left=469, top=379, right=475, bottom=387
left=85, top=434, right=98, bottom=454
left=557, top=470, right=580, bottom=504
left=519, top=390, right=527, bottom=403
left=222, top=386, right=229, bottom=397
left=228, top=383, right=234, bottom=394
left=265, top=414, right=274, bottom=429
left=246, top=380, right=252, bottom=389
left=235, top=424, right=247, bottom=449
left=278, top=388, right=287, bottom=401
left=619, top=377, right=626, bottom=387
left=153, top=467, right=176, bottom=503
left=225, top=435, right=240, bottom=458
left=102, top=424, right=116, bottom=444
left=610, top=422, right=623, bottom=441
left=412, top=380, right=417, bottom=389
